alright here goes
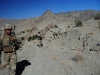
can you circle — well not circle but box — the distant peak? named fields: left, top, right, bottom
left=42, top=10, right=53, bottom=15
left=45, top=10, right=52, bottom=13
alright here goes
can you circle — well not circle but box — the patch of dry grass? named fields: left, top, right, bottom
left=90, top=32, right=94, bottom=35
left=61, top=42, right=65, bottom=45
left=53, top=56, right=57, bottom=60
left=73, top=53, right=84, bottom=62
left=48, top=39, right=51, bottom=42
left=87, top=25, right=90, bottom=26
left=60, top=61, right=66, bottom=65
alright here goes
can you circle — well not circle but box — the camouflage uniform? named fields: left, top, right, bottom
left=53, top=32, right=56, bottom=39
left=36, top=32, right=43, bottom=47
left=83, top=33, right=89, bottom=49
left=53, top=32, right=58, bottom=39
left=0, top=24, right=17, bottom=75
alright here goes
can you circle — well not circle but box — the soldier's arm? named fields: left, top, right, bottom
left=0, top=38, right=2, bottom=51
left=14, top=36, right=22, bottom=44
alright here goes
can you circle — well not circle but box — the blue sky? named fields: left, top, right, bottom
left=0, top=0, right=100, bottom=19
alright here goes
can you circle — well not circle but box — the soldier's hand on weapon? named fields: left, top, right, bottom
left=10, top=36, right=16, bottom=41
left=11, top=32, right=15, bottom=36
left=36, top=34, right=37, bottom=37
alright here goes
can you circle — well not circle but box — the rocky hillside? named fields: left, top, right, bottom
left=0, top=10, right=100, bottom=75
left=56, top=10, right=100, bottom=20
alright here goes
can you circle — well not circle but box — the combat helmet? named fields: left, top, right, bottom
left=4, top=24, right=12, bottom=30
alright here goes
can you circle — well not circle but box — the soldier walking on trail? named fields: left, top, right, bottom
left=83, top=33, right=89, bottom=49
left=58, top=31, right=63, bottom=37
left=36, top=32, right=43, bottom=47
left=53, top=32, right=58, bottom=39
left=0, top=24, right=18, bottom=75
left=53, top=32, right=56, bottom=39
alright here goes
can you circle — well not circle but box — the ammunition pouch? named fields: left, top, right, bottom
left=2, top=45, right=13, bottom=53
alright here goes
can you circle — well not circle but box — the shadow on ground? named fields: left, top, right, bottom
left=16, top=60, right=31, bottom=75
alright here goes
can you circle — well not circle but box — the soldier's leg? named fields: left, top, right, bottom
left=53, top=34, right=55, bottom=39
left=40, top=40, right=43, bottom=47
left=0, top=52, right=10, bottom=69
left=57, top=34, right=59, bottom=38
left=83, top=40, right=85, bottom=49
left=38, top=40, right=41, bottom=47
left=9, top=52, right=17, bottom=75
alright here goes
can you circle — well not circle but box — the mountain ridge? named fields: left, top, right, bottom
left=0, top=9, right=100, bottom=32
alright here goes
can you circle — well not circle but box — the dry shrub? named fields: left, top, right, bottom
left=94, top=13, right=100, bottom=20
left=53, top=56, right=57, bottom=60
left=90, top=32, right=94, bottom=35
left=61, top=48, right=64, bottom=49
left=60, top=61, right=66, bottom=65
left=33, top=40, right=37, bottom=43
left=61, top=42, right=65, bottom=45
left=87, top=25, right=90, bottom=26
left=73, top=53, right=84, bottom=62
left=75, top=19, right=83, bottom=27
left=75, top=48, right=82, bottom=51
left=48, top=39, right=51, bottom=42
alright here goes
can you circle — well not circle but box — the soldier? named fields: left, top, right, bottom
left=58, top=31, right=61, bottom=37
left=36, top=32, right=43, bottom=47
left=53, top=32, right=56, bottom=39
left=64, top=31, right=67, bottom=37
left=0, top=24, right=17, bottom=75
left=82, top=33, right=89, bottom=49
left=53, top=32, right=58, bottom=39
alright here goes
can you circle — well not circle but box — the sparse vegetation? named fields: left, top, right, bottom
left=28, top=36, right=32, bottom=42
left=22, top=31, right=25, bottom=33
left=48, top=39, right=51, bottom=42
left=21, top=36, right=25, bottom=41
left=27, top=30, right=30, bottom=32
left=94, top=13, right=100, bottom=20
left=73, top=53, right=84, bottom=62
left=60, top=61, right=66, bottom=65
left=55, top=24, right=58, bottom=28
left=53, top=56, right=57, bottom=60
left=87, top=25, right=90, bottom=26
left=90, top=32, right=94, bottom=35
left=28, top=35, right=37, bottom=42
left=31, top=35, right=37, bottom=40
left=61, top=42, right=65, bottom=45
left=1, top=10, right=100, bottom=75
left=75, top=19, right=83, bottom=27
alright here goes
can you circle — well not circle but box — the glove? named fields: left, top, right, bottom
left=10, top=36, right=16, bottom=42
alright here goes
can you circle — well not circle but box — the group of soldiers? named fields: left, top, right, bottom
left=0, top=24, right=19, bottom=75
left=53, top=30, right=67, bottom=39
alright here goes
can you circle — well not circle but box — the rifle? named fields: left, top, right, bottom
left=11, top=25, right=16, bottom=36
left=10, top=25, right=22, bottom=49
